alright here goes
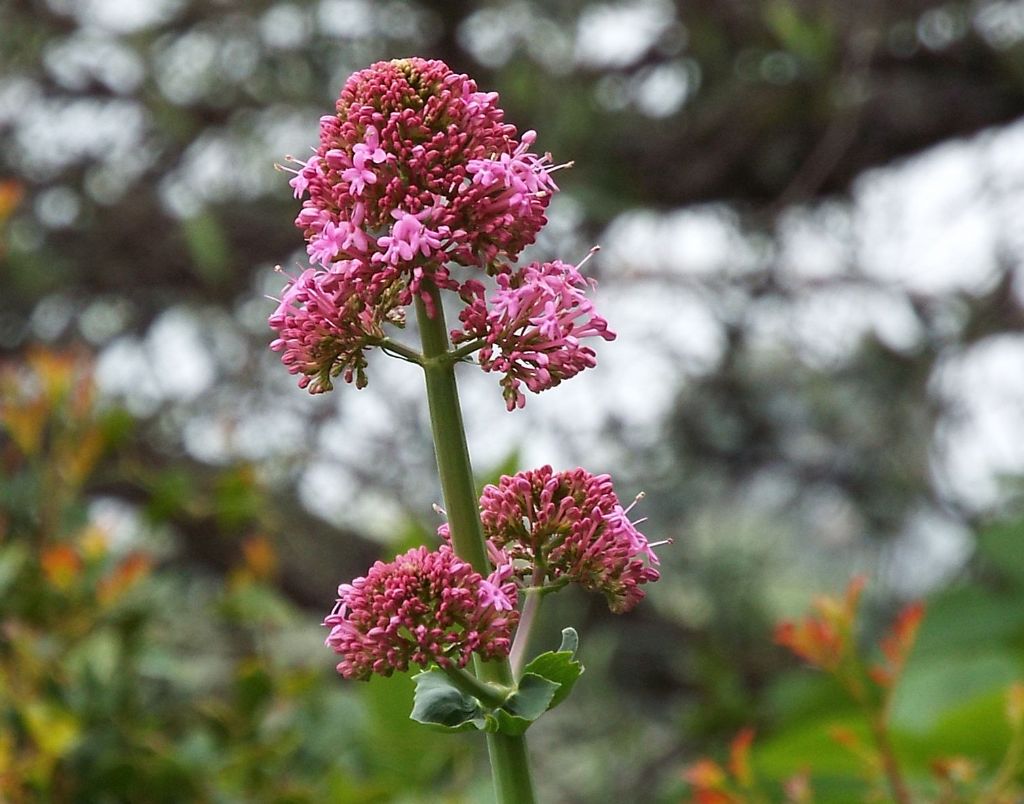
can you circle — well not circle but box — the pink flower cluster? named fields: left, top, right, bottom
left=454, top=260, right=616, bottom=410
left=439, top=466, right=661, bottom=613
left=302, top=58, right=559, bottom=278
left=272, top=58, right=615, bottom=404
left=269, top=265, right=404, bottom=393
left=324, top=545, right=518, bottom=680
left=273, top=58, right=573, bottom=393
left=476, top=466, right=660, bottom=613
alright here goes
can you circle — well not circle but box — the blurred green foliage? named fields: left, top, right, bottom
left=0, top=350, right=487, bottom=802
left=1, top=354, right=1023, bottom=800
left=682, top=538, right=1024, bottom=802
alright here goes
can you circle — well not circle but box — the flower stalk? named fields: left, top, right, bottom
left=414, top=283, right=537, bottom=804
left=510, top=567, right=545, bottom=678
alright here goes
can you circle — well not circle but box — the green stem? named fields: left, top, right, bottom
left=441, top=664, right=511, bottom=709
left=510, top=566, right=546, bottom=678
left=867, top=712, right=911, bottom=804
left=414, top=283, right=537, bottom=804
left=377, top=336, right=424, bottom=365
left=487, top=733, right=537, bottom=803
left=447, top=337, right=486, bottom=364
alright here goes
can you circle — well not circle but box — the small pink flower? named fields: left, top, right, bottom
left=342, top=163, right=378, bottom=196
left=352, top=125, right=388, bottom=169
left=478, top=563, right=517, bottom=612
left=306, top=221, right=345, bottom=266
left=323, top=545, right=518, bottom=680
left=374, top=209, right=448, bottom=266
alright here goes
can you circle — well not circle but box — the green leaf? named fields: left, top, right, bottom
left=522, top=652, right=584, bottom=711
left=485, top=673, right=561, bottom=735
left=912, top=585, right=1024, bottom=658
left=489, top=708, right=534, bottom=737
left=976, top=518, right=1024, bottom=587
left=409, top=670, right=486, bottom=731
left=890, top=651, right=1020, bottom=734
left=755, top=714, right=866, bottom=777
left=410, top=633, right=583, bottom=736
left=521, top=628, right=584, bottom=711
left=504, top=673, right=559, bottom=720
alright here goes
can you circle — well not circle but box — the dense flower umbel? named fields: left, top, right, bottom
left=453, top=261, right=616, bottom=410
left=274, top=58, right=565, bottom=393
left=468, top=466, right=660, bottom=613
left=293, top=59, right=557, bottom=291
left=270, top=57, right=619, bottom=405
left=323, top=545, right=518, bottom=680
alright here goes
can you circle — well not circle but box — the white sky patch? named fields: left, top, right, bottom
left=778, top=285, right=923, bottom=364
left=95, top=308, right=215, bottom=412
left=632, top=61, right=696, bottom=118
left=87, top=497, right=168, bottom=554
left=160, top=109, right=313, bottom=218
left=776, top=202, right=853, bottom=280
left=260, top=3, right=313, bottom=50
left=458, top=4, right=535, bottom=68
left=96, top=337, right=164, bottom=417
left=575, top=0, right=676, bottom=69
left=974, top=0, right=1024, bottom=49
left=299, top=460, right=408, bottom=542
left=881, top=508, right=973, bottom=596
left=603, top=205, right=758, bottom=277
left=51, top=0, right=184, bottom=34
left=44, top=32, right=146, bottom=94
left=14, top=98, right=148, bottom=181
left=146, top=309, right=216, bottom=401
left=230, top=407, right=311, bottom=461
left=932, top=334, right=1024, bottom=510
left=316, top=0, right=374, bottom=40
left=855, top=137, right=1002, bottom=295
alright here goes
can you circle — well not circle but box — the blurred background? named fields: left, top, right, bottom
left=3, top=0, right=1024, bottom=801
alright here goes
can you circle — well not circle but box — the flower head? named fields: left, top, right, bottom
left=323, top=545, right=518, bottom=680
left=273, top=57, right=566, bottom=393
left=268, top=264, right=404, bottom=393
left=453, top=260, right=615, bottom=410
left=473, top=466, right=660, bottom=613
left=293, top=60, right=558, bottom=297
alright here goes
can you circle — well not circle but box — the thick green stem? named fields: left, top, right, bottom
left=487, top=733, right=537, bottom=804
left=414, top=284, right=537, bottom=804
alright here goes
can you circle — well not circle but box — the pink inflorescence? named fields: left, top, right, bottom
left=273, top=58, right=565, bottom=394
left=323, top=545, right=518, bottom=680
left=268, top=265, right=404, bottom=393
left=475, top=466, right=660, bottom=614
left=453, top=260, right=616, bottom=410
